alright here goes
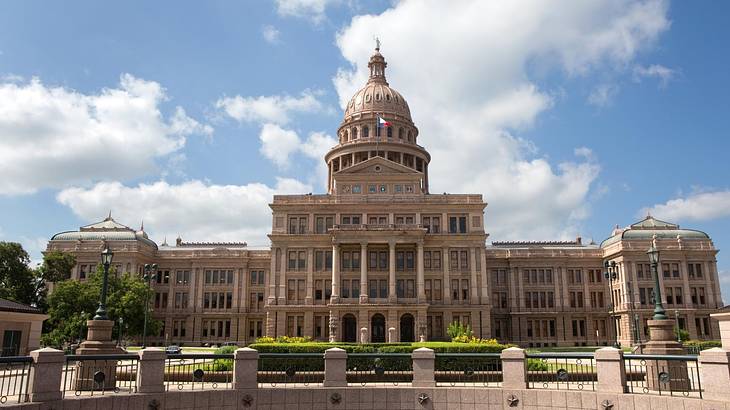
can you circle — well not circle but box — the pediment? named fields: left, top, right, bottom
left=336, top=156, right=421, bottom=175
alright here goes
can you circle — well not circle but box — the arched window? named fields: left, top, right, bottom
left=399, top=128, right=404, bottom=139
left=344, top=130, right=349, bottom=142
left=352, top=128, right=358, bottom=139
left=407, top=131, right=412, bottom=142
left=387, top=127, right=392, bottom=138
left=363, top=126, right=369, bottom=138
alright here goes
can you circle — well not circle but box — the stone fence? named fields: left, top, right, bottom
left=3, top=346, right=730, bottom=409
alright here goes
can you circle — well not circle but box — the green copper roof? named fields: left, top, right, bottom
left=600, top=215, right=709, bottom=248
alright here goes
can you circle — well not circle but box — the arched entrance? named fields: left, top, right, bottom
left=371, top=314, right=386, bottom=343
left=400, top=314, right=415, bottom=342
left=342, top=314, right=357, bottom=342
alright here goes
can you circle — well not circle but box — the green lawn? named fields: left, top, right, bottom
left=124, top=346, right=217, bottom=353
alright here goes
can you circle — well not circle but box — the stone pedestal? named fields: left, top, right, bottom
left=323, top=348, right=347, bottom=387
left=388, top=327, right=396, bottom=343
left=412, top=348, right=435, bottom=387
left=643, top=319, right=689, bottom=392
left=73, top=319, right=124, bottom=391
left=360, top=327, right=368, bottom=344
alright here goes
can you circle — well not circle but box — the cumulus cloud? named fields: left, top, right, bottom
left=633, top=64, right=677, bottom=87
left=0, top=74, right=212, bottom=195
left=216, top=90, right=324, bottom=125
left=274, top=0, right=339, bottom=24
left=641, top=190, right=730, bottom=221
left=57, top=178, right=312, bottom=247
left=262, top=25, right=281, bottom=44
left=259, top=123, right=301, bottom=169
left=334, top=0, right=669, bottom=240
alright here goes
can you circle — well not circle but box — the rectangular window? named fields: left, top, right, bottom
left=379, top=279, right=388, bottom=298
left=369, top=280, right=378, bottom=299
left=325, top=280, right=332, bottom=300
left=433, top=279, right=442, bottom=301
left=662, top=263, right=670, bottom=278
left=352, top=279, right=360, bottom=299
left=342, top=279, right=350, bottom=299
left=379, top=251, right=388, bottom=270
left=461, top=279, right=469, bottom=301
left=396, top=279, right=405, bottom=298
left=671, top=263, right=680, bottom=278
left=666, top=287, right=674, bottom=305
left=315, top=279, right=323, bottom=301
left=675, top=287, right=683, bottom=305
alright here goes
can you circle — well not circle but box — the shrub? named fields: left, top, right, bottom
left=447, top=322, right=473, bottom=340
left=527, top=359, right=549, bottom=371
left=674, top=327, right=690, bottom=343
left=210, top=345, right=237, bottom=371
left=684, top=339, right=721, bottom=352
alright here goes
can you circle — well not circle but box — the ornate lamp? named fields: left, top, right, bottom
left=93, top=248, right=114, bottom=320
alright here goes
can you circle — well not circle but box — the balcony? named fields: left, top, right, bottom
left=330, top=223, right=424, bottom=232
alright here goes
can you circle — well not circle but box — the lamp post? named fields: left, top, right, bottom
left=142, top=263, right=158, bottom=348
left=604, top=261, right=620, bottom=348
left=118, top=317, right=124, bottom=347
left=633, top=313, right=641, bottom=353
left=675, top=310, right=681, bottom=343
left=646, top=243, right=667, bottom=320
left=93, top=248, right=114, bottom=320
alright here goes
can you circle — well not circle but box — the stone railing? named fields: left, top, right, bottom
left=4, top=347, right=730, bottom=409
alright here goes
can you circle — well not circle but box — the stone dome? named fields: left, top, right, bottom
left=343, top=49, right=412, bottom=123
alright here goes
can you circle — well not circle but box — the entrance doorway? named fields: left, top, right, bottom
left=400, top=314, right=415, bottom=342
left=371, top=314, right=386, bottom=343
left=2, top=330, right=22, bottom=356
left=342, top=314, right=357, bottom=342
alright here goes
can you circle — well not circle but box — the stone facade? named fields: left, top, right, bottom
left=45, top=47, right=723, bottom=347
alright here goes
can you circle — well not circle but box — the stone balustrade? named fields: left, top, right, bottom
left=4, top=346, right=730, bottom=409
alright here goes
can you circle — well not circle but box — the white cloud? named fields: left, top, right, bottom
left=633, top=64, right=677, bottom=87
left=216, top=90, right=324, bottom=125
left=334, top=0, right=669, bottom=240
left=262, top=25, right=281, bottom=44
left=274, top=0, right=339, bottom=23
left=259, top=123, right=301, bottom=169
left=0, top=74, right=211, bottom=196
left=57, top=178, right=312, bottom=247
left=641, top=190, right=730, bottom=222
left=588, top=83, right=620, bottom=107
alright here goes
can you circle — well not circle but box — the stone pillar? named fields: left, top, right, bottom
left=233, top=347, right=259, bottom=390
left=74, top=319, right=123, bottom=390
left=28, top=348, right=64, bottom=402
left=268, top=251, right=277, bottom=304
left=443, top=247, right=451, bottom=304
left=388, top=241, right=397, bottom=302
left=306, top=248, right=314, bottom=305
left=412, top=348, right=435, bottom=387
left=388, top=327, right=396, bottom=343
left=595, top=347, right=626, bottom=393
left=278, top=247, right=287, bottom=305
left=699, top=348, right=730, bottom=401
left=470, top=247, right=478, bottom=302
left=323, top=348, right=347, bottom=387
left=501, top=347, right=527, bottom=389
left=360, top=327, right=368, bottom=344
left=136, top=348, right=166, bottom=393
left=331, top=244, right=340, bottom=303
left=417, top=241, right=426, bottom=302
left=644, top=319, right=688, bottom=391
left=711, top=312, right=730, bottom=350
left=360, top=242, right=369, bottom=303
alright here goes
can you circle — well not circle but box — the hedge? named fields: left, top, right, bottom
left=248, top=341, right=512, bottom=372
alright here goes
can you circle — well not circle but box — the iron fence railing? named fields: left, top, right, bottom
left=164, top=354, right=233, bottom=391
left=257, top=353, right=324, bottom=387
left=434, top=353, right=502, bottom=387
left=0, top=356, right=32, bottom=405
left=525, top=353, right=596, bottom=391
left=346, top=353, right=412, bottom=386
left=62, top=354, right=138, bottom=397
left=624, top=354, right=702, bottom=398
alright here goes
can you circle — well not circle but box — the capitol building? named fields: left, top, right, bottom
left=46, top=47, right=723, bottom=347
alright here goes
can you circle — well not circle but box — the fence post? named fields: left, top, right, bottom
left=412, top=347, right=435, bottom=387
left=699, top=348, right=730, bottom=401
left=501, top=347, right=527, bottom=389
left=595, top=347, right=626, bottom=393
left=233, top=347, right=259, bottom=389
left=136, top=348, right=166, bottom=393
left=28, top=347, right=64, bottom=402
left=323, top=347, right=347, bottom=387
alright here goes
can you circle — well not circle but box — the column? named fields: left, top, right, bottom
left=501, top=347, right=527, bottom=389
left=277, top=247, right=287, bottom=305
left=511, top=265, right=520, bottom=309
left=360, top=242, right=369, bottom=303
left=267, top=254, right=277, bottom=305
left=595, top=347, right=626, bottom=393
left=389, top=240, right=396, bottom=302
left=443, top=247, right=451, bottom=304
left=470, top=247, right=478, bottom=302
left=137, top=348, right=166, bottom=393
left=412, top=348, right=436, bottom=387
left=704, top=261, right=717, bottom=308
left=680, top=257, right=691, bottom=308
left=417, top=241, right=425, bottom=302
left=331, top=244, right=340, bottom=303
left=306, top=248, right=314, bottom=305
left=480, top=248, right=488, bottom=304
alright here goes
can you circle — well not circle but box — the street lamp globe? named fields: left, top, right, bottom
left=646, top=244, right=659, bottom=265
left=101, top=247, right=114, bottom=266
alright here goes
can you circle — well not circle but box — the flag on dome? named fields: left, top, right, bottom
left=378, top=116, right=391, bottom=127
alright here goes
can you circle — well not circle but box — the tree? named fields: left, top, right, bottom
left=38, top=250, right=76, bottom=282
left=0, top=242, right=40, bottom=305
left=41, top=265, right=161, bottom=348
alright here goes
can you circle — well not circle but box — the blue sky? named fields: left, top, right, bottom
left=0, top=1, right=729, bottom=299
